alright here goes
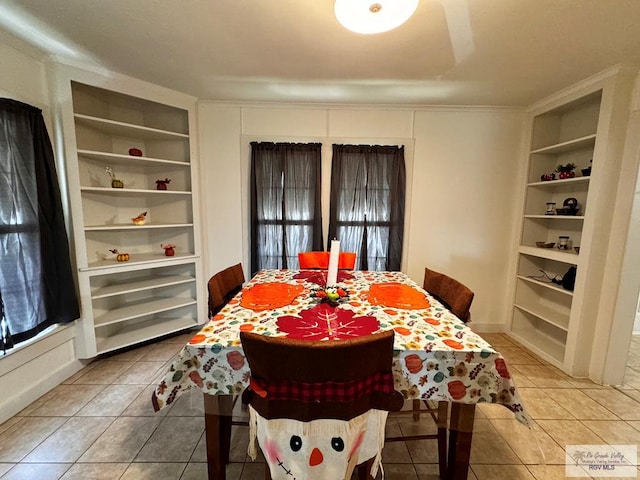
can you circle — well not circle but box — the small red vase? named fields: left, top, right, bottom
left=164, top=247, right=175, bottom=256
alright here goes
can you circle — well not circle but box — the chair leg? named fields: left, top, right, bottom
left=412, top=398, right=421, bottom=421
left=437, top=426, right=447, bottom=478
left=437, top=401, right=449, bottom=478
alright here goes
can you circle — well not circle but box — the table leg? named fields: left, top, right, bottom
left=447, top=403, right=476, bottom=480
left=203, top=394, right=234, bottom=480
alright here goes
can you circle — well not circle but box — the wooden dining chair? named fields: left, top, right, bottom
left=208, top=263, right=245, bottom=317
left=387, top=266, right=476, bottom=478
left=423, top=266, right=474, bottom=323
left=297, top=251, right=357, bottom=270
left=240, top=330, right=403, bottom=480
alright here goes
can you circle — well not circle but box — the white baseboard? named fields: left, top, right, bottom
left=468, top=322, right=507, bottom=333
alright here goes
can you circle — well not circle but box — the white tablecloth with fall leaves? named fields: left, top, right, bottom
left=152, top=269, right=529, bottom=425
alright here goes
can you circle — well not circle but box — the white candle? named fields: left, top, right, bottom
left=327, top=239, right=340, bottom=286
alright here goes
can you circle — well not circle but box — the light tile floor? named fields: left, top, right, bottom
left=1, top=332, right=640, bottom=479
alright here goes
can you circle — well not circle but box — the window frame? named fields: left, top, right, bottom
left=240, top=135, right=414, bottom=273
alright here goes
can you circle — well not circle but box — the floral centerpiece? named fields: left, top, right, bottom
left=555, top=162, right=576, bottom=179
left=310, top=286, right=349, bottom=307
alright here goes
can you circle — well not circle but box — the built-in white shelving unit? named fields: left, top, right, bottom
left=53, top=68, right=204, bottom=358
left=508, top=70, right=634, bottom=375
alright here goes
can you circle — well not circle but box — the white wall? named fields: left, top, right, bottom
left=0, top=40, right=84, bottom=424
left=198, top=103, right=525, bottom=331
left=408, top=109, right=526, bottom=329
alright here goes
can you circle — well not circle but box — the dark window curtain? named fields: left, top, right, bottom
left=250, top=142, right=323, bottom=275
left=328, top=144, right=406, bottom=271
left=0, top=98, right=79, bottom=352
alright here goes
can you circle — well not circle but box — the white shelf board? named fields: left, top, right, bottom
left=75, top=114, right=189, bottom=140
left=530, top=134, right=596, bottom=154
left=85, top=222, right=193, bottom=231
left=94, top=297, right=197, bottom=327
left=95, top=316, right=199, bottom=355
left=81, top=187, right=192, bottom=196
left=524, top=215, right=585, bottom=221
left=516, top=275, right=574, bottom=297
left=527, top=176, right=590, bottom=188
left=519, top=245, right=579, bottom=263
left=77, top=149, right=190, bottom=167
left=81, top=253, right=199, bottom=272
left=507, top=329, right=565, bottom=368
left=92, top=274, right=196, bottom=299
left=513, top=303, right=570, bottom=332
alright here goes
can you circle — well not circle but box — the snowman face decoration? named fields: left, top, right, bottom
left=263, top=429, right=364, bottom=479
left=249, top=409, right=385, bottom=480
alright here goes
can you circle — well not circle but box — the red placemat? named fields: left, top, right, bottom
left=240, top=282, right=304, bottom=311
left=367, top=282, right=431, bottom=310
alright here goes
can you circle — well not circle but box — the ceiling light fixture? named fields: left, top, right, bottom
left=334, top=0, right=419, bottom=34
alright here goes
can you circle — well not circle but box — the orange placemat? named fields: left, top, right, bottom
left=240, top=282, right=304, bottom=311
left=367, top=282, right=431, bottom=310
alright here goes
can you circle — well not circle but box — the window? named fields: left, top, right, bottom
left=250, top=142, right=323, bottom=274
left=0, top=98, right=79, bottom=353
left=329, top=145, right=406, bottom=271
left=250, top=142, right=406, bottom=273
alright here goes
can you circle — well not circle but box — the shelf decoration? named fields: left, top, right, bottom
left=109, top=249, right=130, bottom=262
left=161, top=243, right=176, bottom=256
left=545, top=202, right=556, bottom=215
left=540, top=172, right=556, bottom=182
left=156, top=178, right=171, bottom=190
left=132, top=211, right=147, bottom=225
left=105, top=166, right=124, bottom=188
left=555, top=162, right=576, bottom=179
left=557, top=235, right=571, bottom=250
left=556, top=197, right=579, bottom=216
left=128, top=147, right=143, bottom=156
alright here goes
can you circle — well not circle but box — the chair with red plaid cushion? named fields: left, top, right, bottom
left=241, top=330, right=403, bottom=480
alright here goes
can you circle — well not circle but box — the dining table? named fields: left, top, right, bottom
left=152, top=269, right=529, bottom=480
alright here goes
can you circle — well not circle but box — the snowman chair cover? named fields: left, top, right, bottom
left=240, top=330, right=403, bottom=480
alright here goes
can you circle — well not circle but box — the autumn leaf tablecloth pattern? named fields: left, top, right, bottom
left=152, top=269, right=529, bottom=425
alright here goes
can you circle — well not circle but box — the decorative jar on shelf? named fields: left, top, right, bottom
left=558, top=236, right=571, bottom=250
left=156, top=178, right=171, bottom=190
left=105, top=166, right=124, bottom=188
left=545, top=202, right=556, bottom=215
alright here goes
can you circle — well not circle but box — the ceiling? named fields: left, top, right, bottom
left=1, top=0, right=640, bottom=106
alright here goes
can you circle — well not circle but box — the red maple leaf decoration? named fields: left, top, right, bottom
left=292, top=270, right=354, bottom=286
left=276, top=303, right=379, bottom=340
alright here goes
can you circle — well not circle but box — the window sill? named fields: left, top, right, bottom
left=0, top=323, right=76, bottom=374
